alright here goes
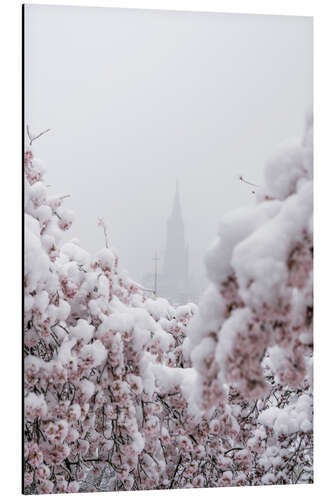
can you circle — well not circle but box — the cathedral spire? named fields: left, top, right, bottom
left=171, top=179, right=182, bottom=220
left=162, top=181, right=189, bottom=303
left=142, top=182, right=190, bottom=303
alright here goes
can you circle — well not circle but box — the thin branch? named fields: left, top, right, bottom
left=224, top=447, right=243, bottom=456
left=242, top=400, right=257, bottom=420
left=239, top=175, right=260, bottom=188
left=97, top=217, right=110, bottom=248
left=169, top=455, right=182, bottom=489
left=26, top=125, right=51, bottom=146
left=295, top=468, right=304, bottom=484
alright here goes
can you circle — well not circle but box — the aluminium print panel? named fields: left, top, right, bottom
left=23, top=4, right=313, bottom=494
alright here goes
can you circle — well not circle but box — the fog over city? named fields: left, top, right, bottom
left=25, top=5, right=312, bottom=301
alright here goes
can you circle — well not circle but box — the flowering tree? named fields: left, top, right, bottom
left=184, top=113, right=313, bottom=485
left=24, top=115, right=313, bottom=494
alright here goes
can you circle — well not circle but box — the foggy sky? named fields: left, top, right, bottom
left=24, top=5, right=313, bottom=288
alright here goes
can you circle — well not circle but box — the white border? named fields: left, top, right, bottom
left=1, top=1, right=332, bottom=499
left=4, top=0, right=316, bottom=16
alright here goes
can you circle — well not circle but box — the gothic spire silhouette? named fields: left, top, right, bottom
left=170, top=179, right=182, bottom=221
left=163, top=182, right=189, bottom=302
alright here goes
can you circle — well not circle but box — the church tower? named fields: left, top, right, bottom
left=162, top=182, right=189, bottom=303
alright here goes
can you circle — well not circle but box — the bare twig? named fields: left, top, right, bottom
left=224, top=447, right=243, bottom=456
left=239, top=175, right=260, bottom=188
left=97, top=217, right=110, bottom=248
left=26, top=125, right=51, bottom=145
